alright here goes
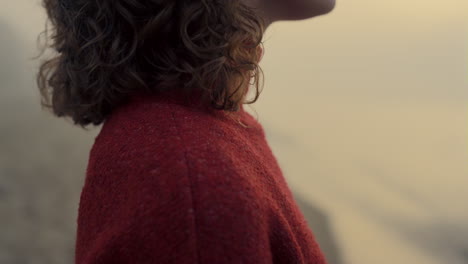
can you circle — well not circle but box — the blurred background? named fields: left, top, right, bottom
left=1, top=0, right=467, bottom=263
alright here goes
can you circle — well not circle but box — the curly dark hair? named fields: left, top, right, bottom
left=36, top=0, right=266, bottom=128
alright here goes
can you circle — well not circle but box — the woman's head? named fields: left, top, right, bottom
left=36, top=0, right=266, bottom=127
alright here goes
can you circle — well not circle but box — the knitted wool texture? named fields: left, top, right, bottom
left=75, top=89, right=328, bottom=264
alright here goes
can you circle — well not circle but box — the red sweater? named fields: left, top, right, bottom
left=75, top=89, right=328, bottom=264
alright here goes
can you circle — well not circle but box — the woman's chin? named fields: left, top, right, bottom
left=275, top=0, right=336, bottom=21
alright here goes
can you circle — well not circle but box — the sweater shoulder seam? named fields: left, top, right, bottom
left=169, top=108, right=201, bottom=264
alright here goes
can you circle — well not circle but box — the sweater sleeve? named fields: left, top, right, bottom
left=75, top=146, right=274, bottom=264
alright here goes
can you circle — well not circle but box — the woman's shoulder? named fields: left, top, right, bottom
left=93, top=90, right=263, bottom=155
left=77, top=95, right=277, bottom=264
left=84, top=91, right=263, bottom=203
left=88, top=92, right=251, bottom=170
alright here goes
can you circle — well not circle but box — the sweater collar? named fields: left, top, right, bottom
left=128, top=88, right=246, bottom=113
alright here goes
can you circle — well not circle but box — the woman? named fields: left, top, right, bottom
left=36, top=0, right=335, bottom=263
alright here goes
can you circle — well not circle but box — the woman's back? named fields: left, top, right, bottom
left=75, top=90, right=327, bottom=264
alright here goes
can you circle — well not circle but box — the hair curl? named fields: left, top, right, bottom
left=36, top=0, right=266, bottom=128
